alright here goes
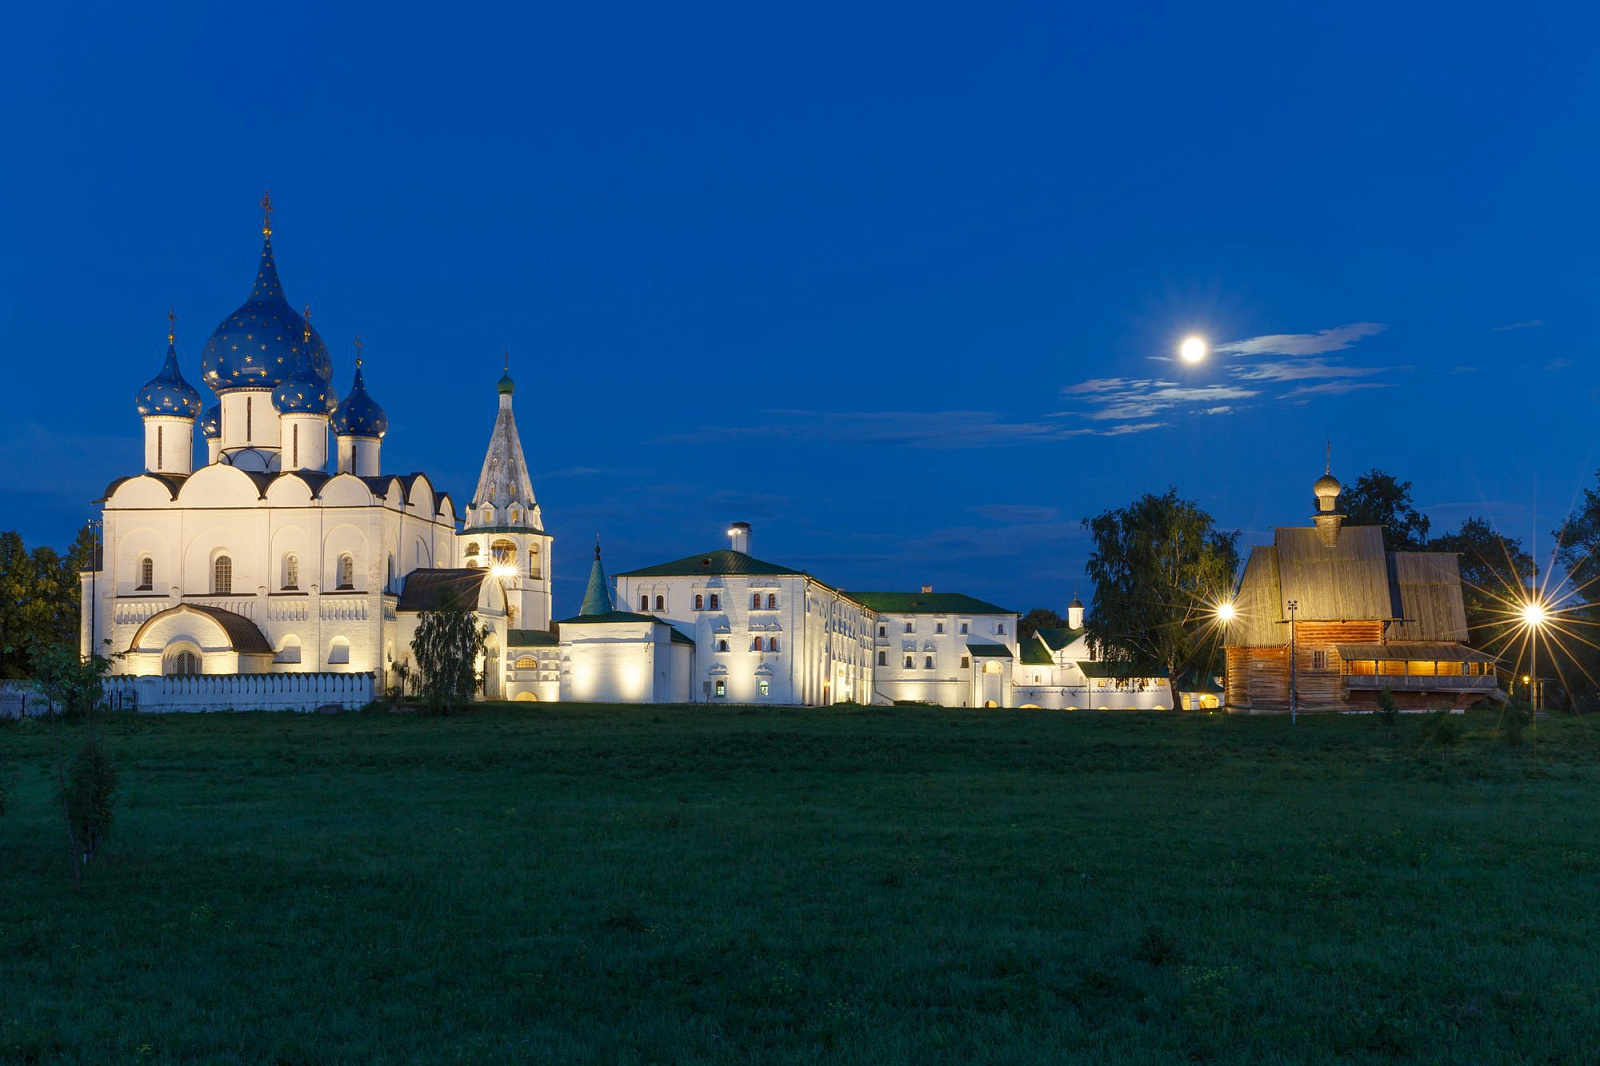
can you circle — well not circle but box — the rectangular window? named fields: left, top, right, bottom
left=935, top=622, right=944, bottom=634
left=878, top=651, right=886, bottom=666
left=960, top=655, right=970, bottom=669
left=878, top=625, right=886, bottom=637
left=960, top=622, right=969, bottom=635
left=1311, top=650, right=1328, bottom=670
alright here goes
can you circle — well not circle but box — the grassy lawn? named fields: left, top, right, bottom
left=2, top=705, right=1598, bottom=1064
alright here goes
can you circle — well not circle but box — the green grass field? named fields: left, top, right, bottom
left=2, top=705, right=1598, bottom=1064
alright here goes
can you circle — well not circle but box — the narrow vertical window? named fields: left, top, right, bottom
left=338, top=553, right=354, bottom=590
left=709, top=594, right=720, bottom=610
left=655, top=595, right=664, bottom=611
left=767, top=594, right=777, bottom=609
left=695, top=594, right=704, bottom=610
left=284, top=553, right=299, bottom=590
left=292, top=423, right=299, bottom=466
left=137, top=556, right=153, bottom=590
left=753, top=637, right=764, bottom=651
left=157, top=424, right=164, bottom=466
left=246, top=396, right=253, bottom=439
left=752, top=593, right=761, bottom=609
left=641, top=595, right=649, bottom=611
left=213, top=555, right=232, bottom=595
left=769, top=636, right=778, bottom=653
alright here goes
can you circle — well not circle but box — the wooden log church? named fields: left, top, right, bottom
left=1223, top=464, right=1500, bottom=713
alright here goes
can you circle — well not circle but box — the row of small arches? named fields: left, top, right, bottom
left=714, top=637, right=781, bottom=652
left=462, top=540, right=541, bottom=577
left=137, top=552, right=390, bottom=595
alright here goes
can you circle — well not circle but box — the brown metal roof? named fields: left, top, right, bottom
left=396, top=568, right=489, bottom=612
left=1336, top=642, right=1496, bottom=663
left=1386, top=553, right=1469, bottom=642
left=129, top=603, right=272, bottom=655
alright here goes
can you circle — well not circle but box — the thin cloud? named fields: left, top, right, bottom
left=971, top=504, right=1060, bottom=523
left=1216, top=322, right=1386, bottom=357
left=1282, top=380, right=1397, bottom=399
left=1494, top=319, right=1544, bottom=331
left=658, top=410, right=1154, bottom=449
left=1231, top=359, right=1398, bottom=383
left=1061, top=378, right=1259, bottom=421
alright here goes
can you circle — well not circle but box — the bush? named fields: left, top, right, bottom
left=63, top=737, right=116, bottom=864
left=1499, top=695, right=1533, bottom=746
left=1376, top=687, right=1399, bottom=729
left=1422, top=709, right=1465, bottom=748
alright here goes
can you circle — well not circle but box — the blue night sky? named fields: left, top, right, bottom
left=2, top=2, right=1596, bottom=613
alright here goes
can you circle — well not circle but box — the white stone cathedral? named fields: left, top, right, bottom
left=85, top=200, right=1191, bottom=712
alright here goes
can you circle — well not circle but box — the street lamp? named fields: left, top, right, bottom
left=1286, top=599, right=1299, bottom=724
left=1215, top=601, right=1235, bottom=709
left=1520, top=599, right=1547, bottom=713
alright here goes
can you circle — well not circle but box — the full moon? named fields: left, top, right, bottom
left=1179, top=336, right=1208, bottom=364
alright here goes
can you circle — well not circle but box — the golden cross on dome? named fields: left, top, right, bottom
left=503, top=349, right=510, bottom=372
left=261, top=191, right=273, bottom=236
left=167, top=306, right=176, bottom=344
left=354, top=334, right=364, bottom=368
left=302, top=303, right=312, bottom=344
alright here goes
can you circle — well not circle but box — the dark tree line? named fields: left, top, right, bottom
left=0, top=526, right=97, bottom=678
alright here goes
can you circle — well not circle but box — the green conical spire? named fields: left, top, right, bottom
left=579, top=538, right=613, bottom=616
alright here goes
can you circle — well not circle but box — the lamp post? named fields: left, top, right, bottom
left=1520, top=600, right=1547, bottom=716
left=1286, top=599, right=1299, bottom=724
left=1216, top=601, right=1235, bottom=710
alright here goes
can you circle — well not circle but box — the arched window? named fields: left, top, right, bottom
left=904, top=655, right=914, bottom=669
left=165, top=649, right=201, bottom=676
left=925, top=655, right=934, bottom=669
left=212, top=555, right=232, bottom=595
left=770, top=636, right=779, bottom=653
left=752, top=637, right=764, bottom=651
left=695, top=595, right=704, bottom=610
left=709, top=594, right=720, bottom=610
left=491, top=539, right=516, bottom=568
left=767, top=594, right=777, bottom=609
left=654, top=595, right=664, bottom=611
left=136, top=555, right=153, bottom=591
left=386, top=554, right=396, bottom=593
left=337, top=553, right=355, bottom=590
left=528, top=545, right=541, bottom=578
left=328, top=637, right=351, bottom=664
left=516, top=656, right=538, bottom=670
left=640, top=594, right=650, bottom=611
left=878, top=651, right=887, bottom=666
left=752, top=593, right=762, bottom=609
left=283, top=553, right=299, bottom=590
left=717, top=639, right=729, bottom=652
left=275, top=636, right=302, bottom=664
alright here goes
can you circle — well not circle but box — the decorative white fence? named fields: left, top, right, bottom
left=101, top=672, right=375, bottom=713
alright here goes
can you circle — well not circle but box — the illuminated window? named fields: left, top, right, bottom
left=165, top=649, right=200, bottom=676
left=516, top=656, right=537, bottom=670
left=960, top=655, right=970, bottom=668
left=283, top=553, right=299, bottom=590
left=212, top=555, right=232, bottom=595
left=136, top=555, right=153, bottom=590
left=491, top=540, right=515, bottom=566
left=714, top=679, right=726, bottom=698
left=759, top=679, right=770, bottom=697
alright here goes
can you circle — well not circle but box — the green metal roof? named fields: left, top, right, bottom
left=508, top=628, right=559, bottom=647
left=579, top=548, right=613, bottom=616
left=1077, top=660, right=1168, bottom=679
left=1034, top=626, right=1084, bottom=652
left=846, top=591, right=1013, bottom=615
left=966, top=643, right=1013, bottom=659
left=1018, top=636, right=1055, bottom=666
left=616, top=549, right=801, bottom=578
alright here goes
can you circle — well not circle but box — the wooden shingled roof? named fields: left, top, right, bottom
left=1229, top=526, right=1471, bottom=648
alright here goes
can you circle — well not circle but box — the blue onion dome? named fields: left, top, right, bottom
left=331, top=365, right=388, bottom=438
left=272, top=367, right=333, bottom=415
left=136, top=339, right=203, bottom=419
left=200, top=404, right=221, bottom=439
left=201, top=232, right=332, bottom=393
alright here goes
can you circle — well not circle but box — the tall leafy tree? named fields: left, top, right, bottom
left=1338, top=469, right=1432, bottom=550
left=0, top=531, right=34, bottom=677
left=1019, top=607, right=1067, bottom=640
left=1427, top=518, right=1533, bottom=652
left=1081, top=489, right=1240, bottom=704
left=411, top=607, right=487, bottom=713
left=0, top=524, right=100, bottom=676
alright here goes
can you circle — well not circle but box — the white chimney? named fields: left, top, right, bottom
left=728, top=521, right=751, bottom=555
